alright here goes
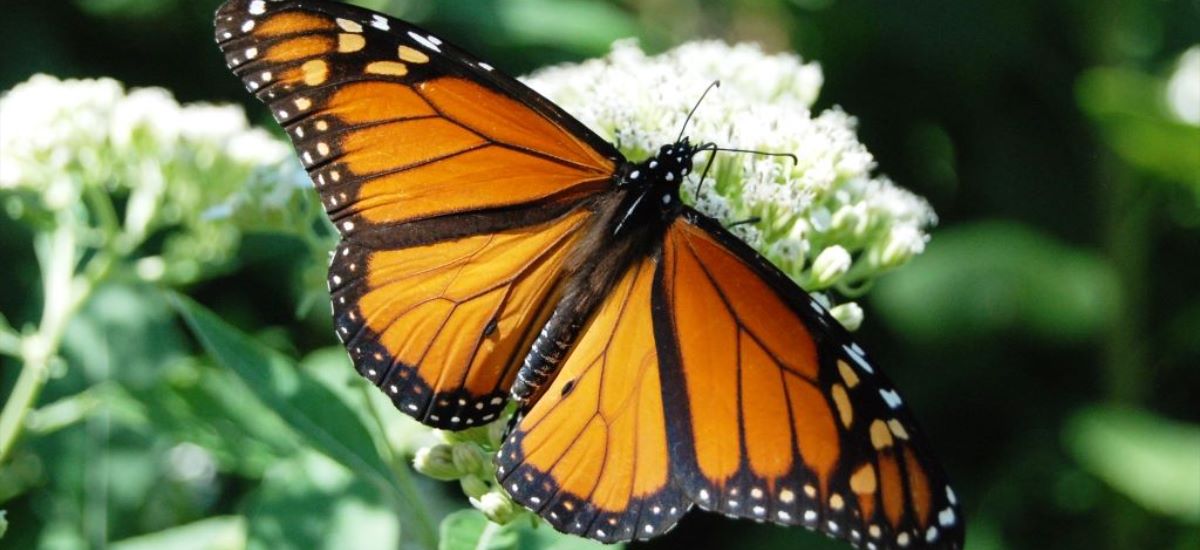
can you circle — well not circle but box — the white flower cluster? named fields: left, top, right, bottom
left=0, top=74, right=289, bottom=197
left=524, top=41, right=936, bottom=328
left=0, top=74, right=307, bottom=284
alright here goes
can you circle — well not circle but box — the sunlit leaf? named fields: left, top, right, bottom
left=245, top=451, right=399, bottom=550
left=110, top=516, right=245, bottom=550
left=438, top=509, right=518, bottom=550
left=1065, top=405, right=1200, bottom=523
left=169, top=293, right=436, bottom=548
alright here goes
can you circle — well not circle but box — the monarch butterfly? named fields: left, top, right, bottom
left=214, top=1, right=963, bottom=548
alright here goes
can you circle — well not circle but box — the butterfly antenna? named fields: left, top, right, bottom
left=691, top=144, right=796, bottom=198
left=710, top=146, right=798, bottom=165
left=677, top=80, right=721, bottom=142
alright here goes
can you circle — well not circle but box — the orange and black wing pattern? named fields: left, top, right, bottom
left=497, top=256, right=691, bottom=543
left=654, top=209, right=964, bottom=549
left=214, top=0, right=620, bottom=428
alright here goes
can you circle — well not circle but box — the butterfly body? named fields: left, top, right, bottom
left=215, top=1, right=963, bottom=548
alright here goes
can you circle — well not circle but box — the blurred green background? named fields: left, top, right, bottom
left=1, top=0, right=1198, bottom=549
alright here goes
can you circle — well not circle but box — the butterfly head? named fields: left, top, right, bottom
left=622, top=137, right=700, bottom=192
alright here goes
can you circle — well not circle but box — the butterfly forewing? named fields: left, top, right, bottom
left=215, top=0, right=621, bottom=427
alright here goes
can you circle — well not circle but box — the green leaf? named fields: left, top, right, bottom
left=438, top=510, right=517, bottom=550
left=437, top=509, right=619, bottom=550
left=871, top=221, right=1118, bottom=344
left=1077, top=67, right=1200, bottom=192
left=109, top=516, right=246, bottom=550
left=245, top=451, right=399, bottom=550
left=0, top=509, right=7, bottom=540
left=1065, top=406, right=1200, bottom=523
left=168, top=293, right=436, bottom=549
left=496, top=0, right=637, bottom=55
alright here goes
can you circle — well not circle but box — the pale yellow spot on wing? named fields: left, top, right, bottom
left=832, top=383, right=853, bottom=428
left=838, top=359, right=860, bottom=388
left=870, top=419, right=894, bottom=450
left=887, top=419, right=910, bottom=440
left=301, top=59, right=328, bottom=86
left=398, top=45, right=429, bottom=63
left=336, top=18, right=362, bottom=32
left=315, top=120, right=329, bottom=131
left=850, top=463, right=878, bottom=494
left=338, top=33, right=365, bottom=53
left=317, top=142, right=330, bottom=156
left=830, top=493, right=845, bottom=511
left=293, top=97, right=312, bottom=110
left=365, top=61, right=408, bottom=77
left=779, top=489, right=795, bottom=503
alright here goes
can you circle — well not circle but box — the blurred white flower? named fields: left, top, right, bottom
left=524, top=40, right=936, bottom=300
left=1166, top=46, right=1200, bottom=126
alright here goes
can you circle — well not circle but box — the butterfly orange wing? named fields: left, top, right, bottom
left=654, top=210, right=964, bottom=549
left=214, top=0, right=621, bottom=427
left=497, top=256, right=690, bottom=543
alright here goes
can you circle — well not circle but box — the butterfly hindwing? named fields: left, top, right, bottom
left=653, top=210, right=964, bottom=549
left=497, top=256, right=691, bottom=543
left=215, top=0, right=621, bottom=427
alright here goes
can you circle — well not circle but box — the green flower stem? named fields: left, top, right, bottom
left=0, top=214, right=115, bottom=465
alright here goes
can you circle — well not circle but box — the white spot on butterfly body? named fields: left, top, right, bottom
left=662, top=195, right=671, bottom=204
left=248, top=0, right=265, bottom=15
left=370, top=15, right=389, bottom=30
left=666, top=172, right=675, bottom=181
left=880, top=388, right=903, bottom=409
left=407, top=31, right=441, bottom=52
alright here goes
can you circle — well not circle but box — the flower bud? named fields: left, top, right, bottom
left=451, top=442, right=487, bottom=476
left=474, top=491, right=518, bottom=524
left=412, top=444, right=459, bottom=481
left=460, top=474, right=490, bottom=499
left=830, top=302, right=864, bottom=331
left=810, top=245, right=852, bottom=288
left=875, top=226, right=926, bottom=269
